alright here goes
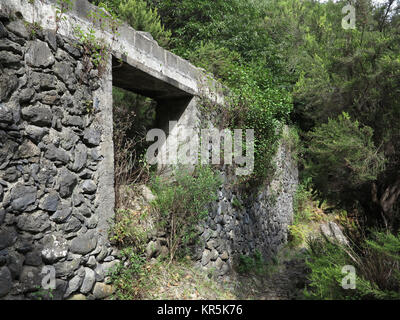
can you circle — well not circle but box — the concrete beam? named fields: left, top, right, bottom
left=0, top=0, right=225, bottom=104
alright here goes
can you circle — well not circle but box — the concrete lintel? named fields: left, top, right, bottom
left=0, top=0, right=226, bottom=105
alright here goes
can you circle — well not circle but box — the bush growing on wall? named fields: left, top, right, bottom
left=150, top=165, right=221, bottom=261
left=91, top=0, right=171, bottom=47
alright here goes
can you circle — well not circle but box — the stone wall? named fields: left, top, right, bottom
left=191, top=133, right=298, bottom=277
left=0, top=16, right=117, bottom=300
left=0, top=0, right=298, bottom=299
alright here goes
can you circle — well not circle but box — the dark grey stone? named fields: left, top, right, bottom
left=62, top=115, right=84, bottom=128
left=0, top=249, right=7, bottom=266
left=0, top=103, right=14, bottom=124
left=37, top=90, right=60, bottom=105
left=21, top=103, right=53, bottom=127
left=83, top=128, right=101, bottom=146
left=64, top=273, right=84, bottom=298
left=15, top=235, right=33, bottom=254
left=8, top=250, right=24, bottom=279
left=44, top=30, right=57, bottom=51
left=54, top=259, right=80, bottom=278
left=0, top=208, right=5, bottom=225
left=3, top=166, right=21, bottom=183
left=77, top=203, right=92, bottom=217
left=39, top=192, right=60, bottom=212
left=29, top=72, right=58, bottom=91
left=25, top=249, right=42, bottom=266
left=0, top=71, right=18, bottom=102
left=86, top=216, right=98, bottom=229
left=24, top=125, right=48, bottom=143
left=95, top=246, right=108, bottom=262
left=0, top=38, right=22, bottom=54
left=72, top=193, right=85, bottom=207
left=55, top=48, right=72, bottom=62
left=80, top=267, right=95, bottom=294
left=44, top=144, right=70, bottom=164
left=64, top=42, right=82, bottom=59
left=61, top=216, right=82, bottom=233
left=0, top=266, right=12, bottom=297
left=33, top=159, right=57, bottom=187
left=52, top=279, right=68, bottom=300
left=81, top=180, right=96, bottom=194
left=0, top=22, right=7, bottom=38
left=25, top=40, right=55, bottom=68
left=70, top=231, right=97, bottom=255
left=19, top=88, right=35, bottom=103
left=10, top=183, right=37, bottom=212
left=41, top=234, right=69, bottom=263
left=50, top=204, right=72, bottom=224
left=58, top=168, right=78, bottom=198
left=17, top=211, right=50, bottom=233
left=6, top=20, right=29, bottom=39
left=17, top=140, right=40, bottom=159
left=0, top=227, right=17, bottom=250
left=53, top=61, right=77, bottom=90
left=86, top=256, right=97, bottom=268
left=19, top=266, right=41, bottom=293
left=0, top=50, right=21, bottom=65
left=59, top=128, right=79, bottom=151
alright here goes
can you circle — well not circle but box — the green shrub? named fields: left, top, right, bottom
left=305, top=112, right=386, bottom=210
left=109, top=208, right=148, bottom=249
left=305, top=231, right=400, bottom=300
left=288, top=224, right=309, bottom=248
left=108, top=247, right=152, bottom=300
left=237, top=250, right=270, bottom=276
left=93, top=0, right=171, bottom=47
left=293, top=181, right=314, bottom=225
left=150, top=165, right=221, bottom=261
left=232, top=197, right=244, bottom=210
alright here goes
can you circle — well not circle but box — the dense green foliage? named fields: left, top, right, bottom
left=305, top=231, right=400, bottom=299
left=305, top=112, right=386, bottom=211
left=150, top=166, right=221, bottom=261
left=237, top=250, right=270, bottom=275
left=149, top=0, right=293, bottom=181
left=91, top=0, right=171, bottom=46
left=87, top=0, right=400, bottom=299
left=108, top=247, right=152, bottom=299
left=286, top=0, right=400, bottom=230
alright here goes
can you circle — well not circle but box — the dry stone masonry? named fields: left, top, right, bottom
left=0, top=13, right=117, bottom=300
left=0, top=0, right=298, bottom=299
left=191, top=137, right=298, bottom=277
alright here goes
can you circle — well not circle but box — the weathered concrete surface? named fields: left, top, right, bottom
left=0, top=0, right=225, bottom=103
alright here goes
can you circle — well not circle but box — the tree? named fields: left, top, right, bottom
left=291, top=0, right=400, bottom=229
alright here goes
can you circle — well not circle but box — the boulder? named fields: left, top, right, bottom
left=17, top=211, right=50, bottom=233
left=70, top=231, right=98, bottom=255
left=39, top=192, right=60, bottom=212
left=93, top=282, right=114, bottom=299
left=80, top=267, right=95, bottom=294
left=21, top=103, right=53, bottom=127
left=320, top=222, right=349, bottom=245
left=0, top=266, right=12, bottom=297
left=25, top=40, right=55, bottom=68
left=57, top=168, right=78, bottom=198
left=41, top=234, right=69, bottom=263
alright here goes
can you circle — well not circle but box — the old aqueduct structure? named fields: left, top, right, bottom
left=0, top=0, right=298, bottom=299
